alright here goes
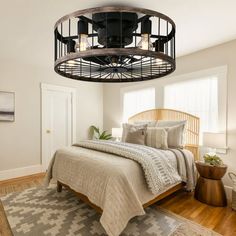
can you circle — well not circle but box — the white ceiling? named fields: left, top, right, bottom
left=1, top=0, right=236, bottom=67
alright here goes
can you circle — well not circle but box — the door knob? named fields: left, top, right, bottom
left=46, top=130, right=51, bottom=133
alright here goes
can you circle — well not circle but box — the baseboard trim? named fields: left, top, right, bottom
left=0, top=165, right=43, bottom=181
left=225, top=185, right=233, bottom=202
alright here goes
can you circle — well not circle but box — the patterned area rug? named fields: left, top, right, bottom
left=0, top=186, right=221, bottom=236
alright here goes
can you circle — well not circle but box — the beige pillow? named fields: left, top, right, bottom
left=156, top=120, right=186, bottom=148
left=146, top=127, right=168, bottom=149
left=122, top=123, right=148, bottom=142
left=166, top=124, right=185, bottom=148
left=125, top=129, right=146, bottom=145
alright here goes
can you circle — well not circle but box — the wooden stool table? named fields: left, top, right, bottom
left=194, top=161, right=227, bottom=207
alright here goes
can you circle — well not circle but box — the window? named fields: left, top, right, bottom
left=164, top=77, right=218, bottom=141
left=123, top=87, right=155, bottom=122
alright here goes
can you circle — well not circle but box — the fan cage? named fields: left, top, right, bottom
left=54, top=6, right=176, bottom=83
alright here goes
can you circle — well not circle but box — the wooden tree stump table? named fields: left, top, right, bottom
left=194, top=161, right=227, bottom=207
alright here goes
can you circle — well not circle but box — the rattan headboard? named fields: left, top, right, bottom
left=128, top=109, right=200, bottom=160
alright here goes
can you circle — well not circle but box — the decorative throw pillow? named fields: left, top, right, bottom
left=156, top=120, right=187, bottom=148
left=166, top=124, right=186, bottom=148
left=125, top=128, right=146, bottom=145
left=146, top=127, right=168, bottom=149
left=122, top=123, right=148, bottom=142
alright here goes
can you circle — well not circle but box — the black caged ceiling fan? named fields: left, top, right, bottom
left=54, top=6, right=176, bottom=83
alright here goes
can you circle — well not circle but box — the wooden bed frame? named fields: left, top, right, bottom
left=57, top=108, right=200, bottom=214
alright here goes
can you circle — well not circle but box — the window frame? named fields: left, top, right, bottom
left=120, top=66, right=227, bottom=148
left=162, top=66, right=227, bottom=134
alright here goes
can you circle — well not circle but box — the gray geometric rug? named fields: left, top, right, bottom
left=0, top=187, right=221, bottom=236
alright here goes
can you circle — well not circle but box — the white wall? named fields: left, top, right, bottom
left=0, top=2, right=103, bottom=173
left=0, top=59, right=103, bottom=172
left=103, top=39, right=236, bottom=187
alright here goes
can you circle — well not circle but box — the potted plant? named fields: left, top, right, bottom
left=90, top=126, right=112, bottom=140
left=203, top=153, right=223, bottom=166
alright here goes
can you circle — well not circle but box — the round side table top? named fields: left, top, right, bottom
left=195, top=161, right=227, bottom=180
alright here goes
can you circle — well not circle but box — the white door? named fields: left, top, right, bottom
left=41, top=84, right=76, bottom=171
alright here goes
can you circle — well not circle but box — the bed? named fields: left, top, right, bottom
left=45, top=109, right=200, bottom=236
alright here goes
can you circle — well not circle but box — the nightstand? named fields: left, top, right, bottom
left=194, top=161, right=227, bottom=207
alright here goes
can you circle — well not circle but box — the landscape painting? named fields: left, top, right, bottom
left=0, top=91, right=15, bottom=121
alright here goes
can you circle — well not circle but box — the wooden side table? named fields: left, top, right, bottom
left=194, top=161, right=227, bottom=207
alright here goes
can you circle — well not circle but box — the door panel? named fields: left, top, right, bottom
left=42, top=84, right=76, bottom=170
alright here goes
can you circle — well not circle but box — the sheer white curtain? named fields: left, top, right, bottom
left=123, top=88, right=155, bottom=122
left=164, top=77, right=218, bottom=142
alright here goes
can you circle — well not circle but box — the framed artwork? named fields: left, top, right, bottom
left=0, top=91, right=15, bottom=121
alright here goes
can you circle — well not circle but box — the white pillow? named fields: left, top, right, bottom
left=156, top=120, right=187, bottom=128
left=146, top=127, right=168, bottom=149
left=122, top=123, right=148, bottom=142
left=166, top=124, right=186, bottom=148
left=134, top=120, right=157, bottom=127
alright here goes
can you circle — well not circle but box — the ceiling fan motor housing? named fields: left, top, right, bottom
left=92, top=12, right=138, bottom=47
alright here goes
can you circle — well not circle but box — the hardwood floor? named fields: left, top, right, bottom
left=0, top=174, right=236, bottom=236
left=0, top=173, right=45, bottom=197
left=157, top=190, right=236, bottom=236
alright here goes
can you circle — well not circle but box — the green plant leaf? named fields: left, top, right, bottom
left=90, top=126, right=102, bottom=139
left=90, top=125, right=112, bottom=140
left=91, top=126, right=99, bottom=133
left=99, top=131, right=107, bottom=139
left=103, top=134, right=112, bottom=140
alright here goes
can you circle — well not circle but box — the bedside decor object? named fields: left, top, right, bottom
left=112, top=128, right=122, bottom=141
left=194, top=161, right=227, bottom=206
left=228, top=172, right=236, bottom=211
left=0, top=91, right=15, bottom=122
left=54, top=6, right=176, bottom=82
left=90, top=126, right=112, bottom=140
left=203, top=153, right=223, bottom=166
left=203, top=132, right=227, bottom=154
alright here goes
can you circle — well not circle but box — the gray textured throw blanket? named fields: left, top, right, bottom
left=74, top=140, right=182, bottom=194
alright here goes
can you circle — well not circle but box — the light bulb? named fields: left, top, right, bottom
left=67, top=60, right=76, bottom=67
left=75, top=34, right=90, bottom=52
left=137, top=34, right=153, bottom=50
left=155, top=58, right=163, bottom=65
